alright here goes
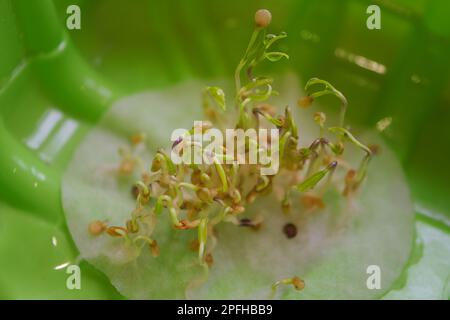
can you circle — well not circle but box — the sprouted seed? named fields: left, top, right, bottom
left=62, top=9, right=414, bottom=299
left=271, top=276, right=305, bottom=299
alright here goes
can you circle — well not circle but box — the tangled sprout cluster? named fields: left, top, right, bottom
left=88, top=9, right=385, bottom=294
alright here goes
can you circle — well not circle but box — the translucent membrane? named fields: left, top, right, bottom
left=62, top=76, right=414, bottom=299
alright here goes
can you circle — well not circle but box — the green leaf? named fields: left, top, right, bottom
left=296, top=169, right=329, bottom=192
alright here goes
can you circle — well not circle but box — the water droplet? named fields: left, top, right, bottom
left=53, top=262, right=70, bottom=270
left=51, top=236, right=58, bottom=247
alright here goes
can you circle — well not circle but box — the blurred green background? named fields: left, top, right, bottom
left=0, top=0, right=448, bottom=299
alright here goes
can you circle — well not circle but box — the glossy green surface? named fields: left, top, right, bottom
left=0, top=0, right=448, bottom=299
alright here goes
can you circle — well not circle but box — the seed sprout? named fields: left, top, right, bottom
left=271, top=276, right=305, bottom=299
left=84, top=9, right=389, bottom=297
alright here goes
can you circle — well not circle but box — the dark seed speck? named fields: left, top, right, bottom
left=283, top=223, right=297, bottom=239
left=131, top=185, right=139, bottom=199
left=239, top=218, right=253, bottom=227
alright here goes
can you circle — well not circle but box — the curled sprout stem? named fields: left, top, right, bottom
left=305, top=78, right=348, bottom=127
left=178, top=182, right=200, bottom=191
left=328, top=126, right=372, bottom=186
left=328, top=127, right=372, bottom=155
